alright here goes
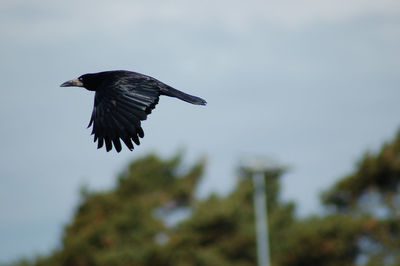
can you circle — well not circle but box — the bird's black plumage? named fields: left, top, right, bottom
left=61, top=70, right=206, bottom=152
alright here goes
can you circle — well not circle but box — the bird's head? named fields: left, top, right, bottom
left=60, top=73, right=103, bottom=91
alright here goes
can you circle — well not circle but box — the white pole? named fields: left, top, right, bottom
left=252, top=171, right=271, bottom=266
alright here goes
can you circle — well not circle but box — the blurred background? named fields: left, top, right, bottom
left=1, top=0, right=400, bottom=265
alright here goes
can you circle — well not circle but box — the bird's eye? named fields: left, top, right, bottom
left=78, top=77, right=83, bottom=81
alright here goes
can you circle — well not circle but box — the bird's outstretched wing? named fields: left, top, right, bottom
left=88, top=76, right=160, bottom=152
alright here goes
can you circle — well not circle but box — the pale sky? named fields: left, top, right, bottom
left=1, top=0, right=400, bottom=263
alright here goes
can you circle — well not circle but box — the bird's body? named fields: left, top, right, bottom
left=61, top=70, right=206, bottom=152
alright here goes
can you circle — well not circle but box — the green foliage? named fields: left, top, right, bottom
left=321, top=131, right=400, bottom=265
left=29, top=153, right=204, bottom=266
left=10, top=130, right=400, bottom=266
left=276, top=215, right=363, bottom=266
left=322, top=131, right=400, bottom=212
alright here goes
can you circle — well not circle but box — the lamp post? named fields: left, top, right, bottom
left=253, top=170, right=270, bottom=266
left=240, top=156, right=284, bottom=266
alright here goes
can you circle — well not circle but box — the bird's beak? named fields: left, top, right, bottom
left=60, top=79, right=84, bottom=87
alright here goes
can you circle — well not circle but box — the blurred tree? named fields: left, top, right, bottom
left=322, top=130, right=400, bottom=216
left=12, top=152, right=295, bottom=266
left=321, top=131, right=400, bottom=265
left=164, top=168, right=296, bottom=266
left=10, top=130, right=400, bottom=266
left=27, top=153, right=204, bottom=266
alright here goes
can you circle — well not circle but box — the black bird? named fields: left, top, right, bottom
left=61, top=70, right=206, bottom=152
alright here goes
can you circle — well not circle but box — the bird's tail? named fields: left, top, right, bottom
left=161, top=86, right=207, bottom=105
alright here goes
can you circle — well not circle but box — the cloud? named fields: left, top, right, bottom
left=1, top=0, right=399, bottom=42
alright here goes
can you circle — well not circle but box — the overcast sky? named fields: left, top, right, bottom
left=1, top=0, right=400, bottom=263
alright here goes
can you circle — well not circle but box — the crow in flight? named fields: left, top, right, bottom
left=61, top=70, right=206, bottom=152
